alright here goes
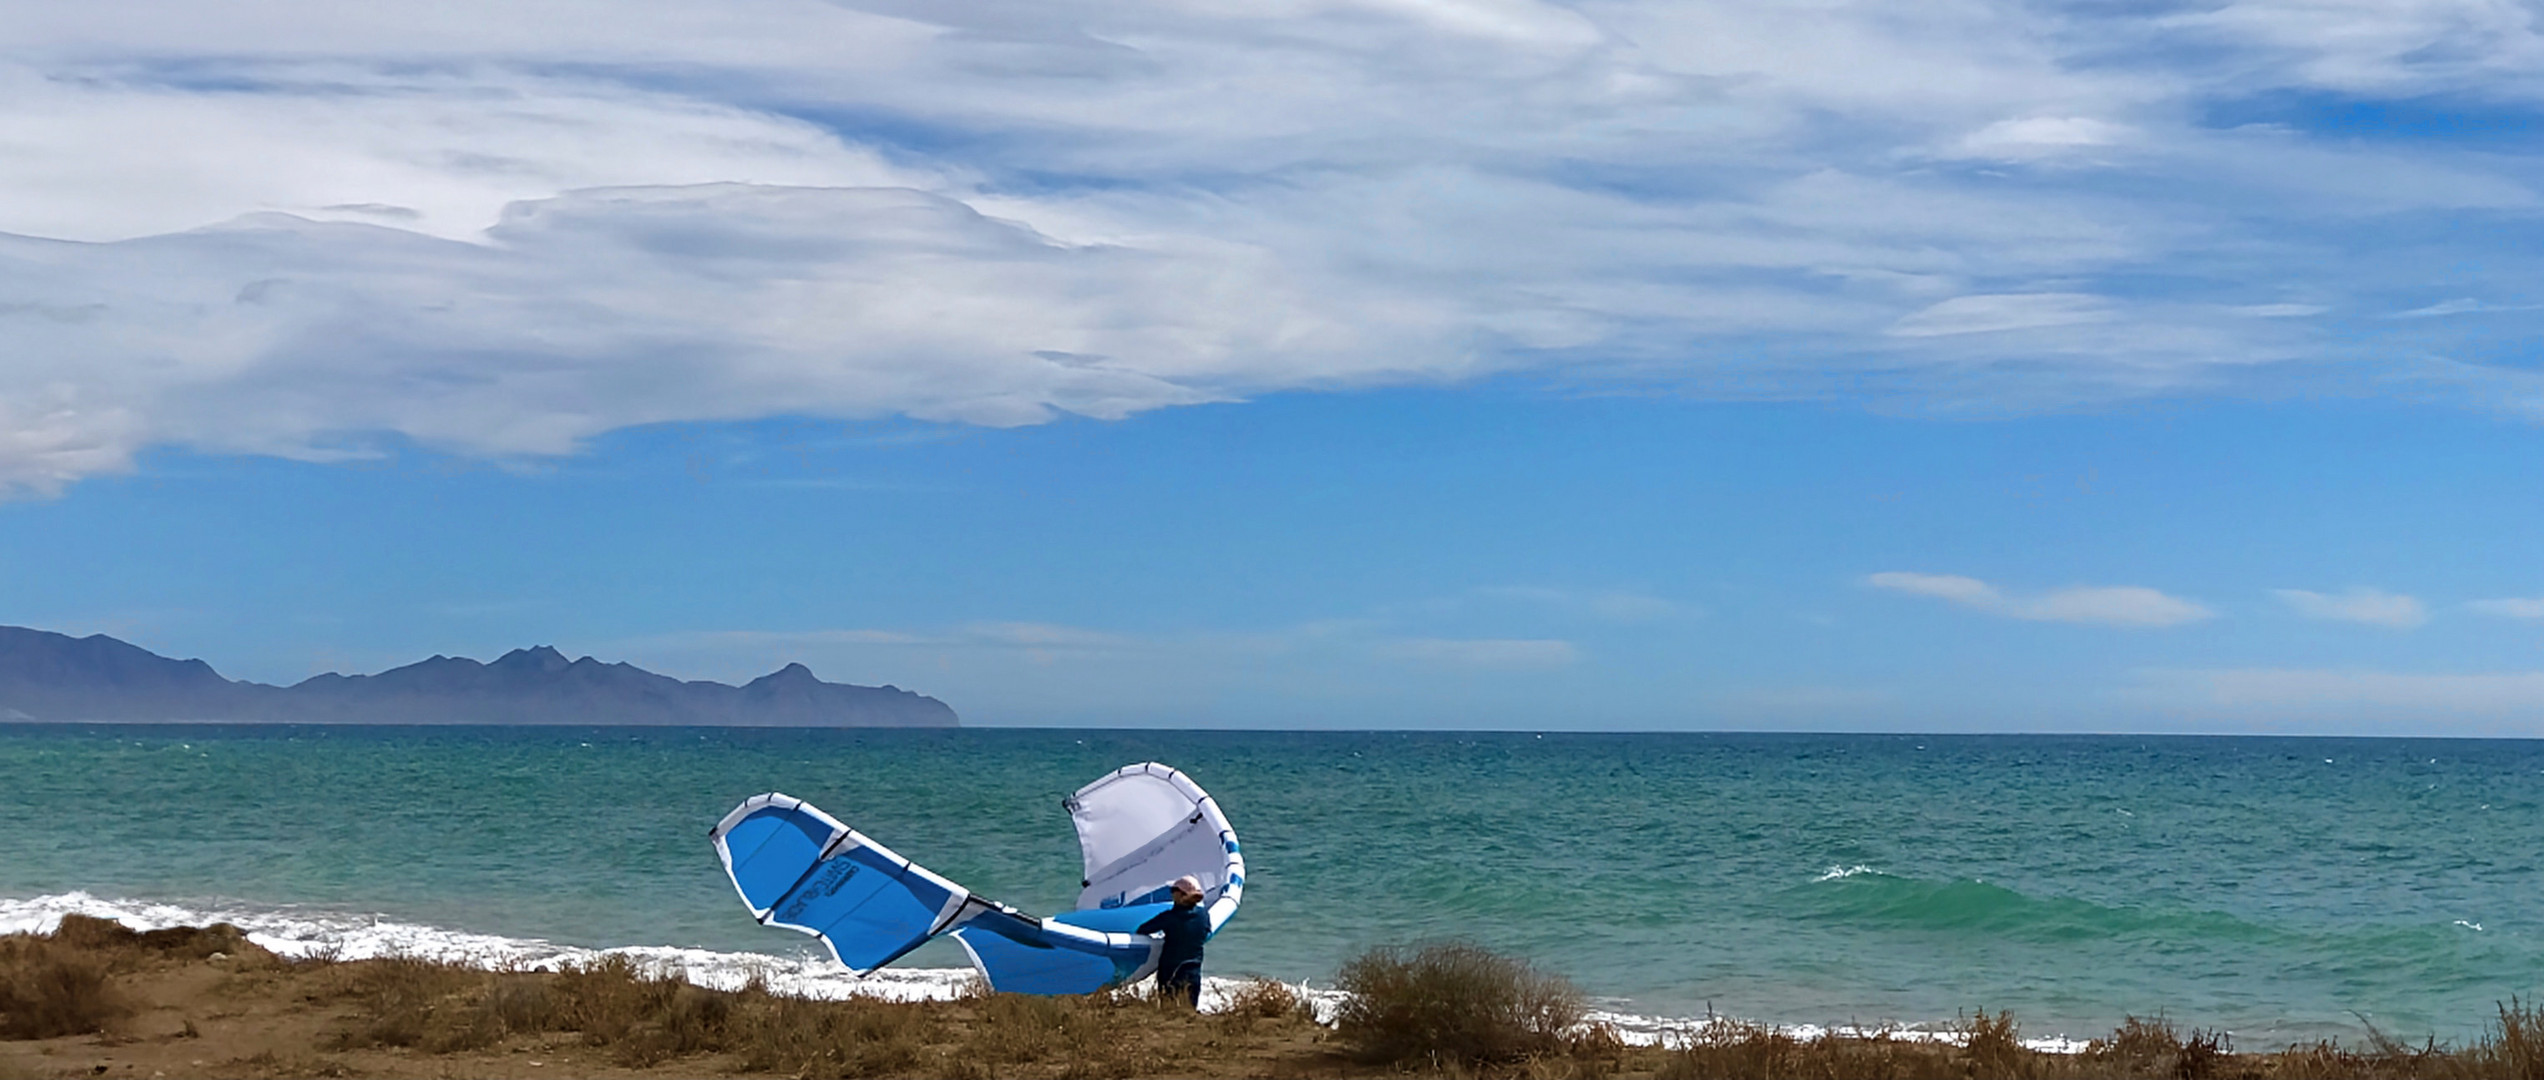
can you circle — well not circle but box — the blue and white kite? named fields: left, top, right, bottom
left=710, top=762, right=1244, bottom=994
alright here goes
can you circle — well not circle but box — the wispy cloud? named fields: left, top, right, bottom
left=1868, top=571, right=2214, bottom=627
left=2392, top=298, right=2541, bottom=318
left=1886, top=294, right=2118, bottom=338
left=2467, top=597, right=2544, bottom=619
left=1372, top=637, right=1578, bottom=669
left=2272, top=587, right=2427, bottom=629
left=1466, top=586, right=1683, bottom=623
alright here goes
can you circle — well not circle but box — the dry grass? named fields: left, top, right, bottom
left=0, top=913, right=271, bottom=1039
left=1221, top=976, right=1319, bottom=1027
left=0, top=937, right=126, bottom=1039
left=12, top=918, right=2544, bottom=1080
left=254, top=943, right=1320, bottom=1077
left=1657, top=1002, right=2544, bottom=1080
left=1332, top=940, right=1613, bottom=1072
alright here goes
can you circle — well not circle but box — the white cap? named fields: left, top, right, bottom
left=1171, top=875, right=1203, bottom=896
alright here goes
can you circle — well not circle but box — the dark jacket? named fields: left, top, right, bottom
left=1137, top=904, right=1210, bottom=979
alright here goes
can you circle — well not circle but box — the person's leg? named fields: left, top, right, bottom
left=1164, top=961, right=1201, bottom=1008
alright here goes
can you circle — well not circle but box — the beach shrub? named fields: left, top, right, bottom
left=1660, top=1022, right=1964, bottom=1080
left=1332, top=940, right=1588, bottom=1067
left=1962, top=1009, right=2031, bottom=1080
left=2491, top=997, right=2544, bottom=1080
left=0, top=935, right=130, bottom=1039
left=2087, top=1015, right=2183, bottom=1074
left=1220, top=976, right=1316, bottom=1027
left=732, top=992, right=945, bottom=1079
left=2173, top=1027, right=2230, bottom=1080
left=323, top=954, right=478, bottom=1049
left=1660, top=1020, right=1801, bottom=1080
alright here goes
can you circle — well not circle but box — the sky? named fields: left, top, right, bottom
left=3, top=0, right=2544, bottom=732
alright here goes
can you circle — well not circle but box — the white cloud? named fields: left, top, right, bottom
left=1954, top=116, right=2135, bottom=162
left=2158, top=0, right=2544, bottom=99
left=2468, top=597, right=2544, bottom=619
left=1887, top=294, right=2118, bottom=337
left=1868, top=571, right=2214, bottom=627
left=1867, top=572, right=2001, bottom=606
left=2272, top=587, right=2427, bottom=628
left=4, top=0, right=2544, bottom=491
left=1373, top=637, right=1578, bottom=669
left=2392, top=298, right=2541, bottom=318
left=2398, top=298, right=2488, bottom=318
left=0, top=64, right=930, bottom=244
left=0, top=184, right=1443, bottom=493
left=1467, top=586, right=1682, bottom=623
left=2022, top=586, right=2215, bottom=627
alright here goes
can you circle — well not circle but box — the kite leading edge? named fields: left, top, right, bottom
left=709, top=762, right=1244, bottom=995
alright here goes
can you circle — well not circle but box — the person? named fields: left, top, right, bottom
left=1136, top=875, right=1210, bottom=1008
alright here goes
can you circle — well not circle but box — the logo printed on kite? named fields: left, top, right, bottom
left=777, top=859, right=861, bottom=921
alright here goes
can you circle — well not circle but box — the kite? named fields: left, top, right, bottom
left=710, top=762, right=1243, bottom=994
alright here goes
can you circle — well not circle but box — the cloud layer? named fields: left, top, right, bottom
left=7, top=0, right=2544, bottom=492
left=2272, top=587, right=2428, bottom=629
left=1869, top=572, right=2214, bottom=627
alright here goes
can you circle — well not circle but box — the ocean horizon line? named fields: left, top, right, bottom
left=4, top=720, right=2541, bottom=743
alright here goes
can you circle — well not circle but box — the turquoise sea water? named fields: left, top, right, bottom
left=1, top=726, right=2538, bottom=1046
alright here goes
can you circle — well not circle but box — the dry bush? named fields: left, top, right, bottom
left=551, top=953, right=677, bottom=1045
left=537, top=953, right=746, bottom=1066
left=962, top=988, right=1172, bottom=1078
left=0, top=935, right=130, bottom=1038
left=1220, top=976, right=1313, bottom=1022
left=482, top=977, right=558, bottom=1032
left=2173, top=1027, right=2230, bottom=1080
left=1660, top=1022, right=1971, bottom=1080
left=969, top=991, right=1075, bottom=1064
left=2, top=915, right=286, bottom=1041
left=323, top=954, right=481, bottom=1050
left=2485, top=998, right=2544, bottom=1080
left=1661, top=1020, right=1803, bottom=1080
left=1963, top=1009, right=2033, bottom=1080
left=2087, top=1015, right=2185, bottom=1075
left=732, top=992, right=944, bottom=1079
left=608, top=984, right=733, bottom=1067
left=1332, top=941, right=1589, bottom=1069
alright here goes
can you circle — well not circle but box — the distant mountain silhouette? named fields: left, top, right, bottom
left=0, top=626, right=957, bottom=727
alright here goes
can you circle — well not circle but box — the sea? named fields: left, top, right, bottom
left=2, top=725, right=2538, bottom=1051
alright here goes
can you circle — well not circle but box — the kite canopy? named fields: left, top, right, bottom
left=710, top=762, right=1243, bottom=995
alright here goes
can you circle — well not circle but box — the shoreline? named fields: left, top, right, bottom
left=1, top=892, right=2102, bottom=1053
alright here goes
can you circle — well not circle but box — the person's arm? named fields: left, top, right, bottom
left=1136, top=911, right=1168, bottom=935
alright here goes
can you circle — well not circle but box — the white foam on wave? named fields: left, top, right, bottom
left=0, top=892, right=2086, bottom=1052
left=0, top=892, right=1313, bottom=1012
left=1814, top=864, right=1882, bottom=881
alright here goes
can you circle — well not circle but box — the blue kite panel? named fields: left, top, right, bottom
left=721, top=804, right=837, bottom=914
left=771, top=844, right=956, bottom=973
left=1050, top=902, right=1172, bottom=936
left=953, top=912, right=1154, bottom=995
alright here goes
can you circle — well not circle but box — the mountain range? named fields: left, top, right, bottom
left=0, top=626, right=957, bottom=727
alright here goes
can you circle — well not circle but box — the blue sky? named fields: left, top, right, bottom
left=4, top=0, right=2544, bottom=731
